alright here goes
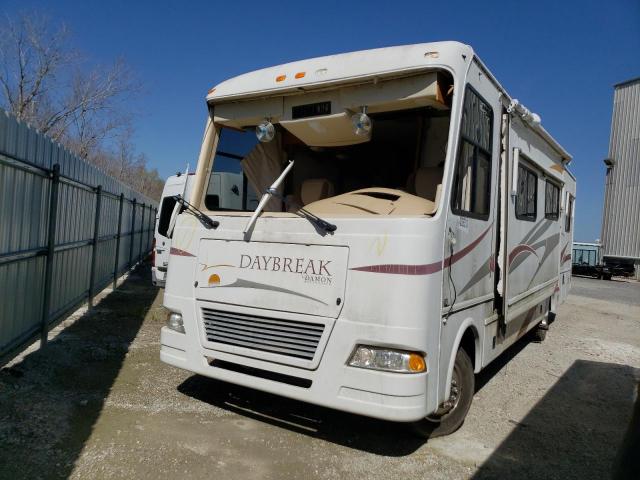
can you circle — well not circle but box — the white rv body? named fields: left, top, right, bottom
left=160, top=42, right=575, bottom=426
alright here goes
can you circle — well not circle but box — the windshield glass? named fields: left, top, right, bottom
left=206, top=108, right=451, bottom=216
left=205, top=128, right=260, bottom=211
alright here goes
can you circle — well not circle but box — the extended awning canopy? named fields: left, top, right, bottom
left=212, top=72, right=450, bottom=147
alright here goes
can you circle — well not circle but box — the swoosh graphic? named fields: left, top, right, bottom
left=202, top=278, right=329, bottom=306
left=200, top=263, right=235, bottom=271
left=170, top=247, right=195, bottom=257
left=350, top=223, right=493, bottom=276
left=560, top=242, right=572, bottom=264
left=509, top=244, right=539, bottom=266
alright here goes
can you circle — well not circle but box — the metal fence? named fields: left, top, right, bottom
left=0, top=111, right=158, bottom=365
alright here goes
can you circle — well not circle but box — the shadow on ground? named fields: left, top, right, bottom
left=177, top=334, right=540, bottom=457
left=0, top=262, right=158, bottom=480
left=178, top=374, right=425, bottom=456
left=472, top=359, right=639, bottom=479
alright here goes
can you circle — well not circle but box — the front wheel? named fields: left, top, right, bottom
left=412, top=348, right=474, bottom=438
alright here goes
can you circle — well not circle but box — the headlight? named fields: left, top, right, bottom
left=348, top=345, right=426, bottom=373
left=167, top=312, right=185, bottom=333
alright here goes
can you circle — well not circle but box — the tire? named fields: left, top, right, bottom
left=531, top=326, right=547, bottom=342
left=412, top=348, right=474, bottom=438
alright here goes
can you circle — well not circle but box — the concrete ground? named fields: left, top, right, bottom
left=1, top=267, right=638, bottom=480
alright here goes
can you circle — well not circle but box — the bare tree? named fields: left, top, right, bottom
left=0, top=11, right=164, bottom=200
left=0, top=13, right=136, bottom=141
left=0, top=14, right=70, bottom=126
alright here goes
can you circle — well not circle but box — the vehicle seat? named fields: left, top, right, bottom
left=413, top=166, right=443, bottom=202
left=300, top=178, right=335, bottom=205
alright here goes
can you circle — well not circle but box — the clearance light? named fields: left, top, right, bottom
left=276, top=74, right=286, bottom=82
left=208, top=87, right=216, bottom=94
left=167, top=312, right=185, bottom=333
left=256, top=120, right=275, bottom=143
left=295, top=72, right=306, bottom=79
left=348, top=346, right=426, bottom=373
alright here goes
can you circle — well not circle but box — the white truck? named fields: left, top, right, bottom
left=159, top=42, right=576, bottom=436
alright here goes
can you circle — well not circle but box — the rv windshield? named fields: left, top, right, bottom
left=205, top=107, right=450, bottom=217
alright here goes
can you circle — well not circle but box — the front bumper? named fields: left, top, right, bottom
left=151, top=266, right=166, bottom=287
left=160, top=311, right=430, bottom=422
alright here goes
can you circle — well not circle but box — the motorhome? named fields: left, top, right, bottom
left=159, top=42, right=575, bottom=436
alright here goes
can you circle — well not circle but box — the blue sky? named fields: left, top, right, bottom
left=3, top=0, right=639, bottom=241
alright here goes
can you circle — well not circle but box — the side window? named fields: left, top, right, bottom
left=157, top=195, right=178, bottom=237
left=451, top=86, right=493, bottom=219
left=545, top=180, right=560, bottom=220
left=516, top=163, right=537, bottom=221
left=565, top=194, right=574, bottom=232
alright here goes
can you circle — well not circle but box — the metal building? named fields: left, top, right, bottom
left=600, top=77, right=640, bottom=278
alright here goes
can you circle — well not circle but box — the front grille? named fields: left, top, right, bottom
left=201, top=308, right=325, bottom=360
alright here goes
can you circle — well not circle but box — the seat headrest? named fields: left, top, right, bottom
left=301, top=179, right=335, bottom=205
left=415, top=166, right=443, bottom=201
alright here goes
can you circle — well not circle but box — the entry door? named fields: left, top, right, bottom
left=442, top=81, right=499, bottom=312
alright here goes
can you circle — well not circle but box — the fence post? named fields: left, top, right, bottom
left=129, top=198, right=136, bottom=268
left=88, top=185, right=103, bottom=308
left=113, top=193, right=124, bottom=289
left=138, top=203, right=145, bottom=262
left=40, top=164, right=60, bottom=347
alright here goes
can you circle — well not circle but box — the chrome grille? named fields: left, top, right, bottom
left=201, top=308, right=325, bottom=360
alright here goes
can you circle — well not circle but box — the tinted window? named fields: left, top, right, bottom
left=545, top=180, right=560, bottom=220
left=516, top=163, right=537, bottom=221
left=451, top=86, right=493, bottom=219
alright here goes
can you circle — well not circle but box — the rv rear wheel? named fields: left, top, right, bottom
left=531, top=326, right=547, bottom=342
left=412, top=348, right=474, bottom=438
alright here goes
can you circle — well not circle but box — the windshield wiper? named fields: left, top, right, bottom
left=171, top=195, right=219, bottom=229
left=269, top=191, right=336, bottom=233
left=243, top=159, right=337, bottom=235
left=294, top=206, right=337, bottom=233
left=244, top=160, right=295, bottom=235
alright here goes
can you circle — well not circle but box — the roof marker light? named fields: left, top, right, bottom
left=276, top=75, right=286, bottom=82
left=208, top=87, right=216, bottom=94
left=424, top=51, right=440, bottom=58
left=295, top=72, right=306, bottom=79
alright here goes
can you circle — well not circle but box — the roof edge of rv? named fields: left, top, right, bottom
left=206, top=66, right=440, bottom=104
left=205, top=41, right=472, bottom=102
left=205, top=41, right=572, bottom=165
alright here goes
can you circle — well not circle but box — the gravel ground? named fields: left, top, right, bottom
left=571, top=275, right=640, bottom=306
left=0, top=264, right=638, bottom=480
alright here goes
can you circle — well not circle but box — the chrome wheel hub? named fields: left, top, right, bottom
left=427, top=364, right=462, bottom=420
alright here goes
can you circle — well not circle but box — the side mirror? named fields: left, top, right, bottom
left=166, top=196, right=183, bottom=239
